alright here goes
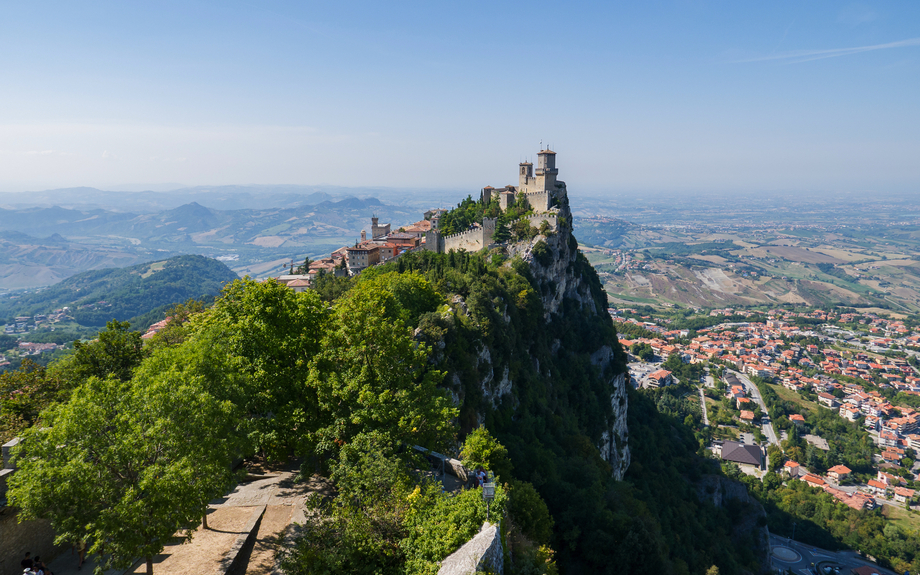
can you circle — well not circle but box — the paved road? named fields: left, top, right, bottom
left=699, top=387, right=710, bottom=426
left=770, top=534, right=897, bottom=575
left=729, top=370, right=780, bottom=447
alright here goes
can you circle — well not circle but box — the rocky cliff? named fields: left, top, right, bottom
left=405, top=187, right=766, bottom=574
left=507, top=184, right=630, bottom=479
left=428, top=183, right=631, bottom=480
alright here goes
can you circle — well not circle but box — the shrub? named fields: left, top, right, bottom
left=531, top=240, right=553, bottom=267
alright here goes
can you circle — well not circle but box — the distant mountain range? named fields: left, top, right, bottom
left=0, top=184, right=448, bottom=212
left=0, top=187, right=430, bottom=290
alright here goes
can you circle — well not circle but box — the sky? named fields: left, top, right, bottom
left=1, top=1, right=919, bottom=195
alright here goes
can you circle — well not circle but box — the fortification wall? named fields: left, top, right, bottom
left=518, top=191, right=551, bottom=211
left=443, top=228, right=486, bottom=253
left=513, top=213, right=558, bottom=232
left=0, top=513, right=67, bottom=575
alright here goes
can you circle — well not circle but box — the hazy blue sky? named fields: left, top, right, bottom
left=2, top=1, right=918, bottom=194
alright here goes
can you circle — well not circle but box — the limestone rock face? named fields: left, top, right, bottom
left=429, top=183, right=630, bottom=480
left=507, top=187, right=631, bottom=480
left=696, top=474, right=771, bottom=573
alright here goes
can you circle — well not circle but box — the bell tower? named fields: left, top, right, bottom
left=518, top=161, right=534, bottom=192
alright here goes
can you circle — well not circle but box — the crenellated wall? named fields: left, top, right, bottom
left=426, top=218, right=497, bottom=254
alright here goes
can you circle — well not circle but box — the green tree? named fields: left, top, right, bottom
left=295, top=256, right=313, bottom=274
left=460, top=425, right=513, bottom=481
left=0, top=360, right=67, bottom=443
left=0, top=333, right=18, bottom=351
left=143, top=299, right=207, bottom=351
left=308, top=277, right=457, bottom=459
left=631, top=342, right=655, bottom=361
left=512, top=219, right=537, bottom=241
left=492, top=220, right=512, bottom=243
left=190, top=278, right=327, bottom=459
left=508, top=480, right=554, bottom=545
left=8, top=366, right=241, bottom=575
left=55, top=319, right=146, bottom=383
left=768, top=444, right=783, bottom=471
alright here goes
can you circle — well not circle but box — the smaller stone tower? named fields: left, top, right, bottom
left=482, top=217, right=497, bottom=246
left=519, top=161, right=534, bottom=190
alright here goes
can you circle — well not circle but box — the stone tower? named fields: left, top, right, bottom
left=535, top=149, right=558, bottom=191
left=370, top=215, right=390, bottom=239
left=519, top=161, right=534, bottom=190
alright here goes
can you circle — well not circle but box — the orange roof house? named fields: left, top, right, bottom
left=827, top=465, right=851, bottom=481
left=802, top=474, right=826, bottom=488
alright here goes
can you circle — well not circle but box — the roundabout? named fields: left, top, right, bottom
left=772, top=546, right=802, bottom=563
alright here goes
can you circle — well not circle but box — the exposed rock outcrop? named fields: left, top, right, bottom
left=696, top=474, right=771, bottom=573
left=509, top=185, right=631, bottom=479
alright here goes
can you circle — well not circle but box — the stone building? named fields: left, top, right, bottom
left=428, top=149, right=565, bottom=255
left=371, top=215, right=390, bottom=239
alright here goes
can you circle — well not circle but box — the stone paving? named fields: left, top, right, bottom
left=45, top=465, right=322, bottom=575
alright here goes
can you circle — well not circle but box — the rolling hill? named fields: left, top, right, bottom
left=0, top=255, right=239, bottom=328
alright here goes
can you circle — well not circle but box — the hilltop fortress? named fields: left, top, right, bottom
left=425, top=148, right=565, bottom=254
left=279, top=149, right=568, bottom=279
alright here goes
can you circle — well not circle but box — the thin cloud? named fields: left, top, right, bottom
left=735, top=37, right=920, bottom=64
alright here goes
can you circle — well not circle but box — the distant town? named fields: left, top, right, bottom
left=617, top=305, right=919, bottom=513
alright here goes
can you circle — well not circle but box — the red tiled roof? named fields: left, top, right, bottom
left=803, top=474, right=825, bottom=486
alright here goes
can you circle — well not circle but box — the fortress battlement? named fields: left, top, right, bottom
left=428, top=149, right=567, bottom=254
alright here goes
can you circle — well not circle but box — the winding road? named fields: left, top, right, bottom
left=728, top=369, right=780, bottom=447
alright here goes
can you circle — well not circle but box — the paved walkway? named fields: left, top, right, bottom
left=46, top=465, right=326, bottom=575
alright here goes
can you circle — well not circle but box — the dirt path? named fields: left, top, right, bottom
left=242, top=506, right=292, bottom=575
left=128, top=506, right=258, bottom=575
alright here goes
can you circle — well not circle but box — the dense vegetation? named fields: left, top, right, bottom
left=6, top=243, right=768, bottom=575
left=378, top=249, right=763, bottom=574
left=0, top=255, right=238, bottom=328
left=435, top=193, right=536, bottom=239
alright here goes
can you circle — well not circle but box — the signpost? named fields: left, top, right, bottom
left=483, top=480, right=495, bottom=521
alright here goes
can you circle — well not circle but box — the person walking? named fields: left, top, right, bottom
left=20, top=552, right=34, bottom=572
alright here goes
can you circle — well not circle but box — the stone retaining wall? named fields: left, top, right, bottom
left=437, top=522, right=503, bottom=575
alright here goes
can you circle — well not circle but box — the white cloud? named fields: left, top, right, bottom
left=735, top=37, right=920, bottom=64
